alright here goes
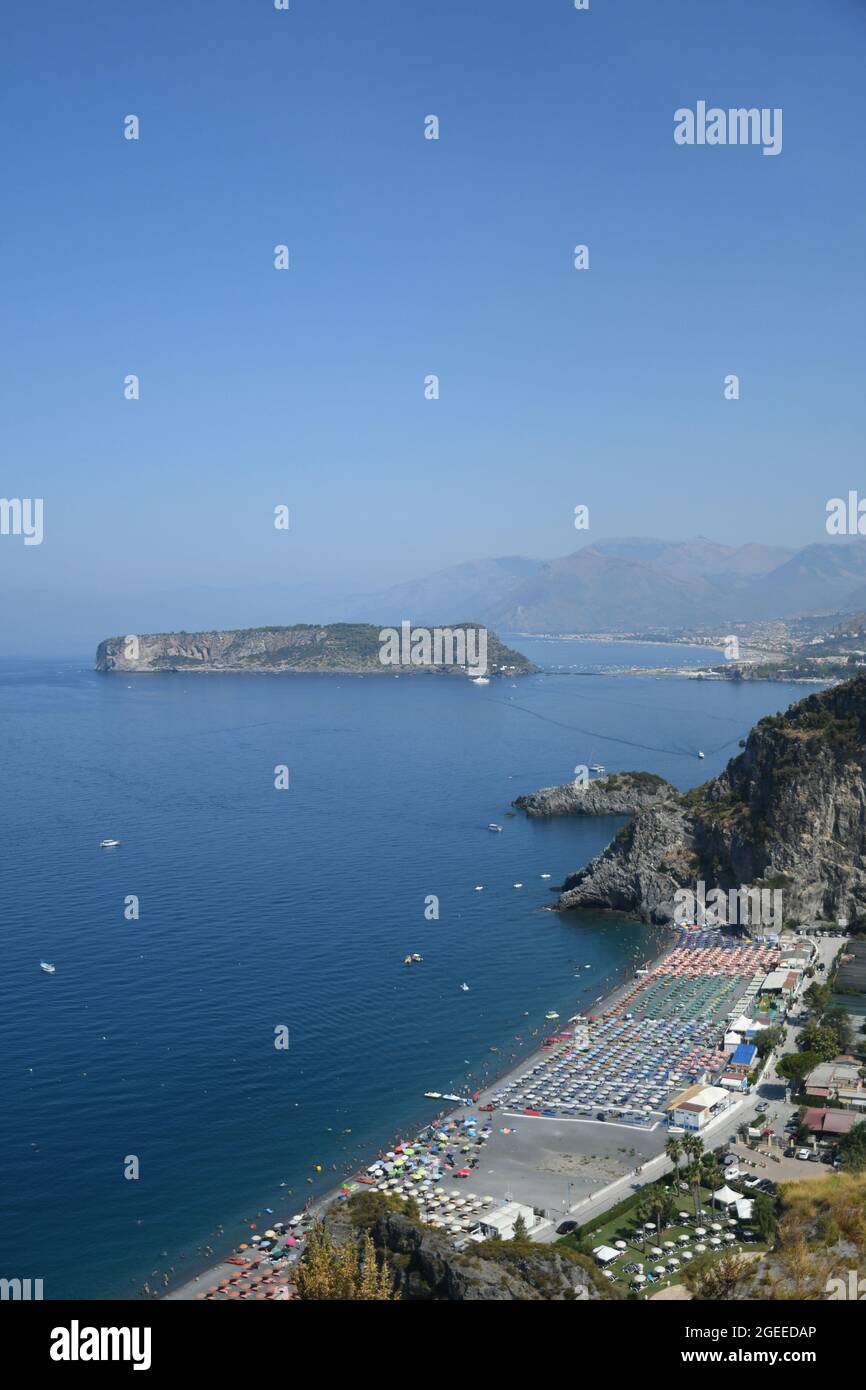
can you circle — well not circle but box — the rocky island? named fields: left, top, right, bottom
left=95, top=623, right=537, bottom=677
left=515, top=673, right=866, bottom=925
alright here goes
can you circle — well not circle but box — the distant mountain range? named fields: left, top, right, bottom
left=343, top=537, right=866, bottom=633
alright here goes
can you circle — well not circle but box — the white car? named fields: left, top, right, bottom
left=796, top=1149, right=811, bottom=1161
left=725, top=1166, right=741, bottom=1180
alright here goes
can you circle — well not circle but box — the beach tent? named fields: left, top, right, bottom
left=592, top=1245, right=620, bottom=1266
left=734, top=1198, right=754, bottom=1221
left=712, top=1185, right=741, bottom=1207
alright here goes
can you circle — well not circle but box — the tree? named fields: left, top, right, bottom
left=665, top=1136, right=683, bottom=1185
left=512, top=1214, right=528, bottom=1242
left=838, top=1121, right=866, bottom=1174
left=682, top=1136, right=705, bottom=1217
left=799, top=1025, right=841, bottom=1063
left=755, top=1025, right=783, bottom=1059
left=751, top=1192, right=777, bottom=1243
left=822, top=1007, right=853, bottom=1055
left=778, top=1051, right=820, bottom=1084
left=682, top=1250, right=753, bottom=1300
left=296, top=1221, right=399, bottom=1300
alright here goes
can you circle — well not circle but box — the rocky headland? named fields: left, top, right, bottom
left=515, top=674, right=866, bottom=926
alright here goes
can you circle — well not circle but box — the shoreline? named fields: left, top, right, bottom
left=161, top=924, right=678, bottom=1301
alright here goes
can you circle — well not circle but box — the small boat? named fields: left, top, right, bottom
left=411, top=953, right=423, bottom=962
left=40, top=961, right=56, bottom=974
left=513, top=882, right=523, bottom=888
left=471, top=677, right=490, bottom=685
left=460, top=983, right=470, bottom=992
left=589, top=764, right=606, bottom=774
left=698, top=750, right=705, bottom=759
left=424, top=1091, right=442, bottom=1099
left=487, top=823, right=503, bottom=833
left=403, top=955, right=413, bottom=965
left=99, top=839, right=121, bottom=848
left=474, top=885, right=484, bottom=891
left=545, top=1011, right=560, bottom=1021
left=541, top=873, right=551, bottom=879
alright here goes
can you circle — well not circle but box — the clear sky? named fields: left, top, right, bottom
left=2, top=0, right=865, bottom=652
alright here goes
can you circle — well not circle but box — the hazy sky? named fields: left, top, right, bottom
left=2, top=0, right=865, bottom=651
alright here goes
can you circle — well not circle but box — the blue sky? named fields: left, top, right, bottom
left=2, top=0, right=865, bottom=651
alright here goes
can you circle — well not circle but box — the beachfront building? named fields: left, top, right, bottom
left=801, top=1107, right=860, bottom=1140
left=666, top=1083, right=731, bottom=1132
left=760, top=968, right=800, bottom=1001
left=476, top=1201, right=542, bottom=1242
left=804, top=1056, right=866, bottom=1110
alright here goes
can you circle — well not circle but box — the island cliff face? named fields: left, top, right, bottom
left=95, top=624, right=536, bottom=676
left=517, top=674, right=866, bottom=925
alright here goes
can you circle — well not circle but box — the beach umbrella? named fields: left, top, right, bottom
left=650, top=1246, right=663, bottom=1257
left=614, top=1241, right=627, bottom=1250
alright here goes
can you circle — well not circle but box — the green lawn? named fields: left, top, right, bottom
left=564, top=1186, right=765, bottom=1297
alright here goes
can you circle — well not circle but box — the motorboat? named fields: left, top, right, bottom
left=460, top=983, right=470, bottom=992
left=99, top=839, right=121, bottom=848
left=40, top=961, right=56, bottom=974
left=487, top=823, right=503, bottom=832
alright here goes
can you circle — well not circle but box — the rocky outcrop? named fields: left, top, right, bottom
left=548, top=674, right=866, bottom=925
left=326, top=1201, right=611, bottom=1302
left=513, top=771, right=674, bottom=818
left=95, top=624, right=537, bottom=676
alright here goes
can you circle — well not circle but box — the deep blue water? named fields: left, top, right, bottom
left=0, top=642, right=812, bottom=1298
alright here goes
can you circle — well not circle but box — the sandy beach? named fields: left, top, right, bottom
left=162, top=932, right=677, bottom=1300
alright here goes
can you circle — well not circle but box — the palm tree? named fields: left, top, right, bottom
left=701, top=1154, right=723, bottom=1206
left=634, top=1198, right=654, bottom=1254
left=682, top=1136, right=705, bottom=1217
left=665, top=1136, right=683, bottom=1187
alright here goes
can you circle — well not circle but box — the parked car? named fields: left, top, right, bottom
left=756, top=1179, right=777, bottom=1195
left=807, top=1151, right=823, bottom=1163
left=784, top=1146, right=796, bottom=1158
left=556, top=1221, right=578, bottom=1235
left=724, top=1166, right=741, bottom=1180
left=796, top=1149, right=811, bottom=1161
left=743, top=1175, right=761, bottom=1189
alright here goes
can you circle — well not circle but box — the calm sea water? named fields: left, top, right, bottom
left=0, top=641, right=812, bottom=1298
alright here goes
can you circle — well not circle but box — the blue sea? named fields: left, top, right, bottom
left=0, top=641, right=812, bottom=1298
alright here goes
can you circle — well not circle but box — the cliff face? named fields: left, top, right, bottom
left=513, top=771, right=674, bottom=818
left=95, top=624, right=536, bottom=676
left=545, top=675, right=866, bottom=925
left=326, top=1204, right=610, bottom=1302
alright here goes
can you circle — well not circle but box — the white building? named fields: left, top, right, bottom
left=666, top=1084, right=731, bottom=1132
left=477, top=1201, right=540, bottom=1241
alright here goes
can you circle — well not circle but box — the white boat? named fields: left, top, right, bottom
left=589, top=764, right=606, bottom=774
left=40, top=961, right=56, bottom=974
left=541, top=872, right=551, bottom=879
left=487, top=822, right=503, bottom=832
left=513, top=882, right=523, bottom=888
left=698, top=751, right=705, bottom=759
left=471, top=677, right=490, bottom=685
left=460, top=983, right=470, bottom=992
left=424, top=1091, right=443, bottom=1099
left=99, top=839, right=121, bottom=848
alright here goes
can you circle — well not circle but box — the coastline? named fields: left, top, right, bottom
left=161, top=922, right=677, bottom=1301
